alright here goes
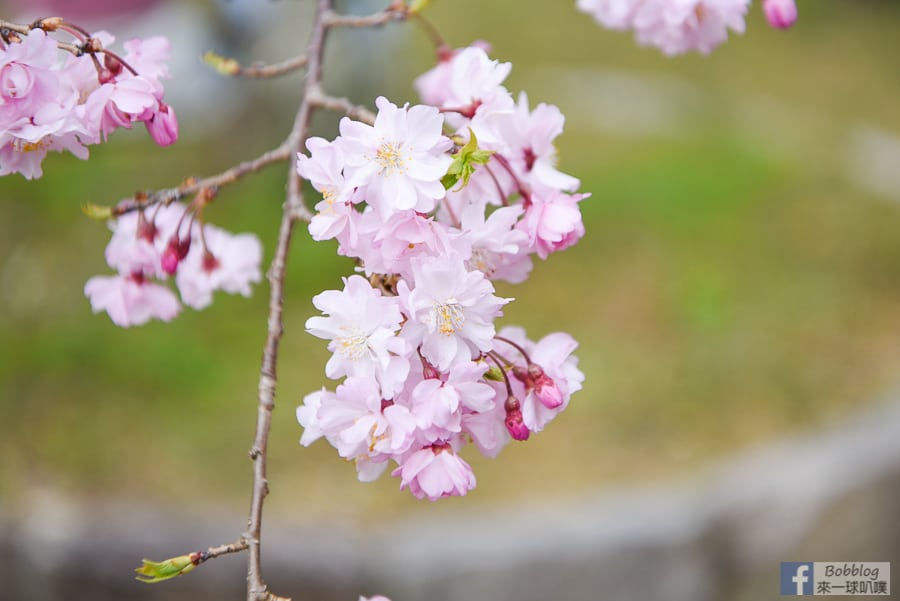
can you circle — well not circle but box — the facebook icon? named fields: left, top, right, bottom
left=781, top=562, right=814, bottom=595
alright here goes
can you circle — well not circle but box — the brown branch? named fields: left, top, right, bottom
left=204, top=537, right=250, bottom=561
left=0, top=18, right=95, bottom=56
left=309, top=91, right=376, bottom=125
left=112, top=143, right=292, bottom=216
left=234, top=55, right=309, bottom=79
left=243, top=0, right=333, bottom=600
left=322, top=4, right=408, bottom=29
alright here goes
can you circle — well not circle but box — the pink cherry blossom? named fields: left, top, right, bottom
left=576, top=0, right=636, bottom=29
left=305, top=275, right=409, bottom=398
left=458, top=203, right=532, bottom=284
left=175, top=224, right=262, bottom=310
left=84, top=274, right=180, bottom=327
left=313, top=376, right=416, bottom=464
left=0, top=28, right=177, bottom=178
left=338, top=96, right=453, bottom=218
left=578, top=0, right=750, bottom=55
left=497, top=327, right=584, bottom=433
left=518, top=189, right=589, bottom=259
left=762, top=0, right=797, bottom=29
left=145, top=102, right=178, bottom=146
left=398, top=253, right=510, bottom=371
left=392, top=443, right=476, bottom=501
left=497, top=93, right=580, bottom=193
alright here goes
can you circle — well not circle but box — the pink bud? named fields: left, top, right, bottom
left=97, top=68, right=116, bottom=84
left=533, top=372, right=563, bottom=409
left=161, top=234, right=192, bottom=275
left=762, top=0, right=797, bottom=29
left=145, top=103, right=179, bottom=146
left=160, top=244, right=179, bottom=275
left=104, top=53, right=123, bottom=77
left=202, top=250, right=220, bottom=274
left=513, top=363, right=563, bottom=409
left=504, top=396, right=530, bottom=441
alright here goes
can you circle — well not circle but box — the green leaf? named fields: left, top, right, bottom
left=441, top=128, right=495, bottom=192
left=483, top=366, right=505, bottom=382
left=81, top=202, right=112, bottom=221
left=202, top=51, right=240, bottom=76
left=135, top=553, right=201, bottom=583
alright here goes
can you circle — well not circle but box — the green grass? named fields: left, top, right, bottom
left=2, top=0, right=900, bottom=522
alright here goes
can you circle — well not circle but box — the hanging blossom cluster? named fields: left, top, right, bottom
left=84, top=196, right=263, bottom=327
left=296, top=45, right=585, bottom=501
left=0, top=23, right=178, bottom=179
left=576, top=0, right=798, bottom=55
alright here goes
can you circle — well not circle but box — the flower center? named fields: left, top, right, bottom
left=467, top=248, right=496, bottom=277
left=14, top=137, right=48, bottom=153
left=336, top=328, right=369, bottom=360
left=375, top=140, right=408, bottom=176
left=694, top=3, right=707, bottom=22
left=434, top=300, right=465, bottom=336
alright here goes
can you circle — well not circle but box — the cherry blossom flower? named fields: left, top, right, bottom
left=175, top=224, right=262, bottom=310
left=518, top=189, right=590, bottom=259
left=398, top=253, right=510, bottom=371
left=497, top=327, right=584, bottom=433
left=457, top=203, right=531, bottom=284
left=84, top=274, right=180, bottom=327
left=338, top=96, right=453, bottom=218
left=497, top=93, right=580, bottom=193
left=86, top=203, right=262, bottom=326
left=305, top=275, right=409, bottom=398
left=0, top=28, right=177, bottom=179
left=577, top=0, right=751, bottom=55
left=298, top=376, right=416, bottom=481
left=762, top=0, right=797, bottom=29
left=392, top=443, right=477, bottom=501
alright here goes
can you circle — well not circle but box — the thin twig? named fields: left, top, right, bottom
left=234, top=55, right=309, bottom=79
left=203, top=537, right=250, bottom=561
left=112, top=142, right=293, bottom=216
left=309, top=91, right=376, bottom=125
left=322, top=5, right=408, bottom=29
left=1, top=18, right=91, bottom=56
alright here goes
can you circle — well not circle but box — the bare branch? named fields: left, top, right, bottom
left=322, top=4, right=408, bottom=29
left=235, top=55, right=309, bottom=79
left=309, top=90, right=376, bottom=125
left=244, top=0, right=333, bottom=599
left=204, top=537, right=250, bottom=560
left=112, top=142, right=292, bottom=216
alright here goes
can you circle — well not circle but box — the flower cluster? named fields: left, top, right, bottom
left=0, top=26, right=177, bottom=180
left=84, top=199, right=263, bottom=327
left=296, top=45, right=585, bottom=501
left=576, top=0, right=797, bottom=55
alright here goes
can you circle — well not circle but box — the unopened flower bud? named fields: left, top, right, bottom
left=104, top=52, right=123, bottom=77
left=136, top=217, right=158, bottom=243
left=513, top=363, right=563, bottom=409
left=503, top=396, right=530, bottom=441
left=161, top=235, right=191, bottom=275
left=97, top=68, right=116, bottom=84
left=762, top=0, right=797, bottom=29
left=202, top=250, right=220, bottom=274
left=146, top=103, right=179, bottom=147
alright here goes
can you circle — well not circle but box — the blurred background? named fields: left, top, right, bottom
left=1, top=0, right=899, bottom=600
